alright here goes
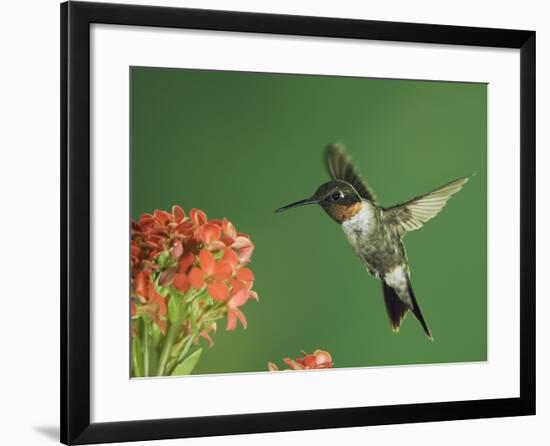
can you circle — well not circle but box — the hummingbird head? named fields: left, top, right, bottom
left=274, top=180, right=363, bottom=224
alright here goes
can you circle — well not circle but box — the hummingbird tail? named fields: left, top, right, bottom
left=382, top=279, right=433, bottom=340
left=406, top=278, right=433, bottom=341
left=382, top=282, right=409, bottom=333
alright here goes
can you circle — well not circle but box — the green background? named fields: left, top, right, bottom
left=131, top=67, right=487, bottom=374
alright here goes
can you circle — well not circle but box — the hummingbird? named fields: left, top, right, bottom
left=275, top=144, right=469, bottom=340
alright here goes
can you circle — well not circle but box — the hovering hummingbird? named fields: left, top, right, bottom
left=275, top=144, right=469, bottom=340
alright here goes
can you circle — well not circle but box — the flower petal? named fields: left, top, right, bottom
left=199, top=249, right=216, bottom=275
left=267, top=362, right=279, bottom=371
left=223, top=219, right=237, bottom=240
left=188, top=267, right=205, bottom=289
left=213, top=261, right=233, bottom=281
left=302, top=355, right=317, bottom=369
left=190, top=208, right=208, bottom=226
left=150, top=227, right=169, bottom=237
left=198, top=223, right=221, bottom=245
left=178, top=252, right=195, bottom=273
left=223, top=248, right=239, bottom=266
left=232, top=235, right=252, bottom=250
left=208, top=240, right=226, bottom=251
left=283, top=358, right=304, bottom=370
left=248, top=290, right=259, bottom=301
left=154, top=209, right=171, bottom=225
left=236, top=267, right=255, bottom=282
left=237, top=245, right=254, bottom=264
left=220, top=236, right=235, bottom=247
left=134, top=271, right=149, bottom=299
left=230, top=278, right=251, bottom=295
left=173, top=273, right=190, bottom=293
left=314, top=350, right=333, bottom=368
left=176, top=221, right=194, bottom=236
left=208, top=282, right=230, bottom=301
left=158, top=268, right=176, bottom=286
left=226, top=309, right=237, bottom=331
left=171, top=205, right=186, bottom=223
left=157, top=319, right=166, bottom=335
left=235, top=308, right=248, bottom=328
left=171, top=240, right=183, bottom=259
left=228, top=288, right=248, bottom=308
left=199, top=331, right=215, bottom=348
left=225, top=308, right=247, bottom=330
left=139, top=213, right=153, bottom=226
left=147, top=283, right=167, bottom=317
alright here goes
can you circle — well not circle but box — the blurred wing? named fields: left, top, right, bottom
left=325, top=143, right=377, bottom=202
left=383, top=177, right=469, bottom=236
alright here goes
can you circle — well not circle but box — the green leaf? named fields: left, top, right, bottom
left=171, top=348, right=203, bottom=376
left=167, top=295, right=180, bottom=323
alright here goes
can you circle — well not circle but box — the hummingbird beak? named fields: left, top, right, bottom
left=274, top=198, right=318, bottom=213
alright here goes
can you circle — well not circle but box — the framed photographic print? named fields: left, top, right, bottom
left=61, top=1, right=536, bottom=444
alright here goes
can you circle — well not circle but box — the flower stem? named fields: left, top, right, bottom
left=167, top=333, right=197, bottom=375
left=156, top=321, right=180, bottom=376
left=142, top=317, right=150, bottom=377
left=131, top=336, right=142, bottom=377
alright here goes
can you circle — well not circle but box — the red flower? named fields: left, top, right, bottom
left=188, top=249, right=233, bottom=301
left=172, top=205, right=186, bottom=223
left=198, top=322, right=217, bottom=348
left=190, top=208, right=207, bottom=227
left=268, top=350, right=333, bottom=371
left=170, top=251, right=194, bottom=293
left=232, top=234, right=254, bottom=264
left=226, top=288, right=249, bottom=330
left=131, top=203, right=259, bottom=343
left=132, top=271, right=167, bottom=334
left=197, top=223, right=222, bottom=246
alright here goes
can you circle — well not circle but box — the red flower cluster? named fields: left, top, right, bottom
left=131, top=205, right=258, bottom=333
left=268, top=350, right=333, bottom=371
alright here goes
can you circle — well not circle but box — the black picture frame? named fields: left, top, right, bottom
left=61, top=1, right=536, bottom=444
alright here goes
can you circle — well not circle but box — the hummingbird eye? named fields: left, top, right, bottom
left=330, top=191, right=344, bottom=201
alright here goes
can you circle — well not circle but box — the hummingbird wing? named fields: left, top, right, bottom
left=383, top=177, right=469, bottom=236
left=325, top=143, right=377, bottom=203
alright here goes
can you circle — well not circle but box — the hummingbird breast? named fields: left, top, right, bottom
left=341, top=200, right=404, bottom=277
